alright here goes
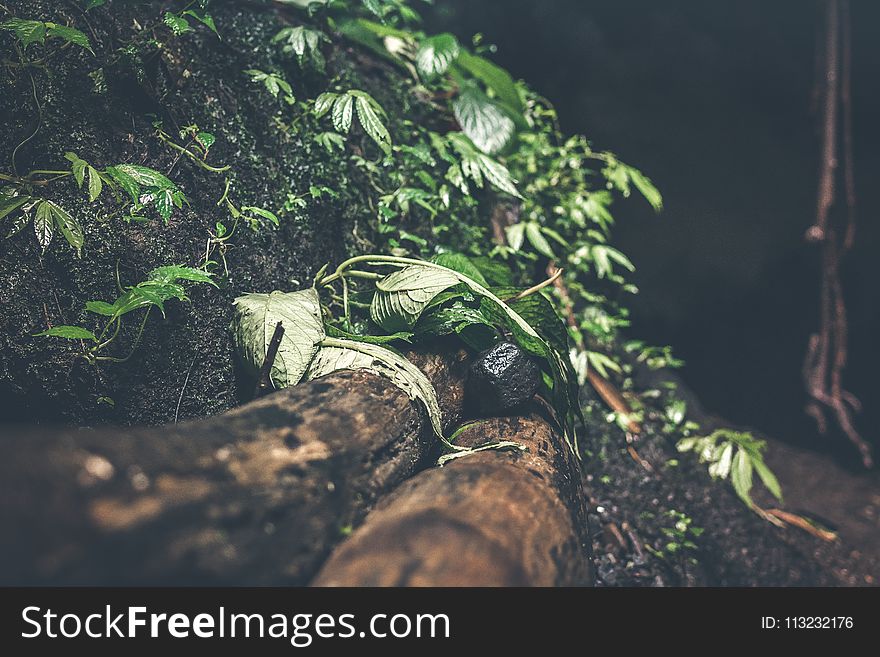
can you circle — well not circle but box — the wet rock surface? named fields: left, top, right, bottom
left=467, top=341, right=541, bottom=414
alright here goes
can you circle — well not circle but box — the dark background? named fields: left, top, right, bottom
left=426, top=0, right=880, bottom=467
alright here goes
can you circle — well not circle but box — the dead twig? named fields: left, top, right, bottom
left=253, top=321, right=285, bottom=399
left=763, top=508, right=838, bottom=542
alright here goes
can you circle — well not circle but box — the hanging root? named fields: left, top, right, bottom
left=802, top=0, right=872, bottom=468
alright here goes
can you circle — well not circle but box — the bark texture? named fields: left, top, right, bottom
left=0, top=350, right=468, bottom=585
left=313, top=413, right=593, bottom=586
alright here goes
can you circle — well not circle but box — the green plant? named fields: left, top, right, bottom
left=35, top=265, right=216, bottom=364
left=0, top=152, right=187, bottom=254
left=313, top=89, right=392, bottom=156
left=645, top=510, right=704, bottom=561
left=677, top=429, right=783, bottom=512
left=246, top=69, right=296, bottom=105
left=231, top=251, right=581, bottom=461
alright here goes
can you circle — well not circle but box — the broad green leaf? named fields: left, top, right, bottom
left=447, top=133, right=520, bottom=198
left=35, top=325, right=97, bottom=341
left=45, top=23, right=93, bottom=53
left=371, top=265, right=460, bottom=331
left=430, top=252, right=488, bottom=286
left=505, top=222, right=525, bottom=250
left=306, top=337, right=444, bottom=439
left=415, top=33, right=460, bottom=79
left=112, top=164, right=176, bottom=190
left=709, top=442, right=734, bottom=479
left=454, top=49, right=523, bottom=114
left=453, top=85, right=515, bottom=155
left=231, top=289, right=325, bottom=388
left=332, top=93, right=354, bottom=133
left=33, top=201, right=54, bottom=250
left=163, top=12, right=192, bottom=35
left=469, top=256, right=514, bottom=286
left=525, top=221, right=555, bottom=258
left=0, top=18, right=46, bottom=48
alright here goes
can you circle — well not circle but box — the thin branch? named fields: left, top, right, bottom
left=253, top=321, right=285, bottom=399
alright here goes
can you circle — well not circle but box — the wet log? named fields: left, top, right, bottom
left=0, top=350, right=468, bottom=585
left=312, top=414, right=593, bottom=586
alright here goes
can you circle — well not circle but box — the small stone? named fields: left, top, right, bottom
left=467, top=341, right=541, bottom=413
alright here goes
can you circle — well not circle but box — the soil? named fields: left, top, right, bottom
left=0, top=0, right=876, bottom=587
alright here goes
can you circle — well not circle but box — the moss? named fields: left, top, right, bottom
left=0, top=0, right=442, bottom=425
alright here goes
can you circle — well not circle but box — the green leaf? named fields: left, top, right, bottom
left=33, top=201, right=54, bottom=251
left=453, top=85, right=515, bottom=155
left=34, top=325, right=97, bottom=341
left=163, top=12, right=192, bottom=36
left=371, top=265, right=460, bottom=331
left=181, top=9, right=218, bottom=36
left=753, top=458, right=783, bottom=503
left=447, top=133, right=520, bottom=198
left=416, top=33, right=460, bottom=79
left=242, top=206, right=280, bottom=227
left=306, top=337, right=445, bottom=439
left=709, top=442, right=734, bottom=480
left=112, top=164, right=175, bottom=190
left=231, top=289, right=326, bottom=388
left=0, top=18, right=46, bottom=49
left=148, top=265, right=216, bottom=287
left=0, top=194, right=30, bottom=221
left=469, top=256, right=514, bottom=286
left=87, top=166, right=103, bottom=202
left=454, top=49, right=523, bottom=114
left=45, top=23, right=93, bottom=53
left=627, top=166, right=663, bottom=212
left=352, top=91, right=392, bottom=155
left=331, top=93, right=354, bottom=133
left=46, top=200, right=83, bottom=253
left=505, top=223, right=524, bottom=251
left=730, top=448, right=754, bottom=507
left=430, top=252, right=488, bottom=286
left=85, top=300, right=116, bottom=316
left=525, top=222, right=555, bottom=258
left=65, top=152, right=87, bottom=187
left=314, top=92, right=338, bottom=118
left=84, top=0, right=106, bottom=10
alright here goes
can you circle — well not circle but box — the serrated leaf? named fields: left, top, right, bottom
left=306, top=337, right=444, bottom=439
left=314, top=92, right=338, bottom=118
left=65, top=152, right=86, bottom=187
left=453, top=85, right=515, bottom=155
left=416, top=33, right=460, bottom=79
left=34, top=325, right=97, bottom=341
left=163, top=12, right=192, bottom=36
left=1, top=18, right=46, bottom=49
left=353, top=93, right=392, bottom=155
left=505, top=222, right=524, bottom=251
left=47, top=201, right=83, bottom=253
left=331, top=93, right=354, bottom=133
left=712, top=442, right=734, bottom=480
left=232, top=289, right=325, bottom=388
left=33, top=201, right=54, bottom=250
left=45, top=23, right=93, bottom=53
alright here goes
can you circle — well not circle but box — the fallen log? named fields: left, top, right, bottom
left=0, top=349, right=468, bottom=585
left=312, top=413, right=593, bottom=586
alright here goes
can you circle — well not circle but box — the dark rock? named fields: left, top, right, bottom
left=467, top=341, right=540, bottom=413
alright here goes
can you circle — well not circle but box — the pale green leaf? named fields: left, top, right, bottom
left=231, top=289, right=325, bottom=388
left=332, top=93, right=354, bottom=133
left=35, top=325, right=97, bottom=341
left=306, top=337, right=444, bottom=439
left=416, top=33, right=460, bottom=79
left=453, top=85, right=515, bottom=155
